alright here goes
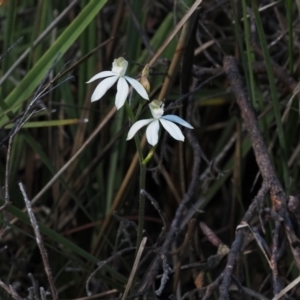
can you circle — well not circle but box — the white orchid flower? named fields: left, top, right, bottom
left=127, top=100, right=193, bottom=146
left=87, top=57, right=149, bottom=109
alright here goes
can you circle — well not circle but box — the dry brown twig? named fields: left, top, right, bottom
left=122, top=237, right=147, bottom=300
left=0, top=279, right=24, bottom=300
left=220, top=56, right=300, bottom=299
left=19, top=183, right=58, bottom=300
left=271, top=221, right=283, bottom=295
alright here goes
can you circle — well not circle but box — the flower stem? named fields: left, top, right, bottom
left=142, top=145, right=157, bottom=165
left=137, top=162, right=146, bottom=248
left=124, top=102, right=145, bottom=250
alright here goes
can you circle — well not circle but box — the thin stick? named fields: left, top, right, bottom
left=19, top=183, right=58, bottom=300
left=141, top=190, right=168, bottom=236
left=73, top=289, right=118, bottom=300
left=4, top=109, right=36, bottom=210
left=123, top=0, right=153, bottom=55
left=272, top=275, right=300, bottom=300
left=0, top=37, right=23, bottom=61
left=0, top=279, right=24, bottom=300
left=0, top=0, right=78, bottom=86
left=155, top=253, right=172, bottom=296
left=30, top=106, right=116, bottom=205
left=122, top=237, right=147, bottom=300
left=271, top=221, right=283, bottom=295
left=4, top=135, right=13, bottom=204
left=148, top=0, right=203, bottom=67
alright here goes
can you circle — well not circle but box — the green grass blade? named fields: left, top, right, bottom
left=4, top=119, right=87, bottom=128
left=1, top=0, right=17, bottom=108
left=1, top=0, right=107, bottom=127
left=286, top=0, right=294, bottom=73
left=241, top=0, right=257, bottom=109
left=24, top=132, right=95, bottom=223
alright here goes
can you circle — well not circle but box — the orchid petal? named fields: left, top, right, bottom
left=126, top=119, right=153, bottom=141
left=124, top=76, right=149, bottom=100
left=162, top=115, right=193, bottom=129
left=146, top=119, right=160, bottom=146
left=115, top=77, right=129, bottom=109
left=159, top=119, right=185, bottom=141
left=86, top=71, right=116, bottom=83
left=91, top=76, right=118, bottom=102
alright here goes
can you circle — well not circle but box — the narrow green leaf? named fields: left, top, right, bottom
left=4, top=119, right=87, bottom=128
left=286, top=0, right=294, bottom=73
left=1, top=0, right=107, bottom=127
left=241, top=0, right=257, bottom=109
